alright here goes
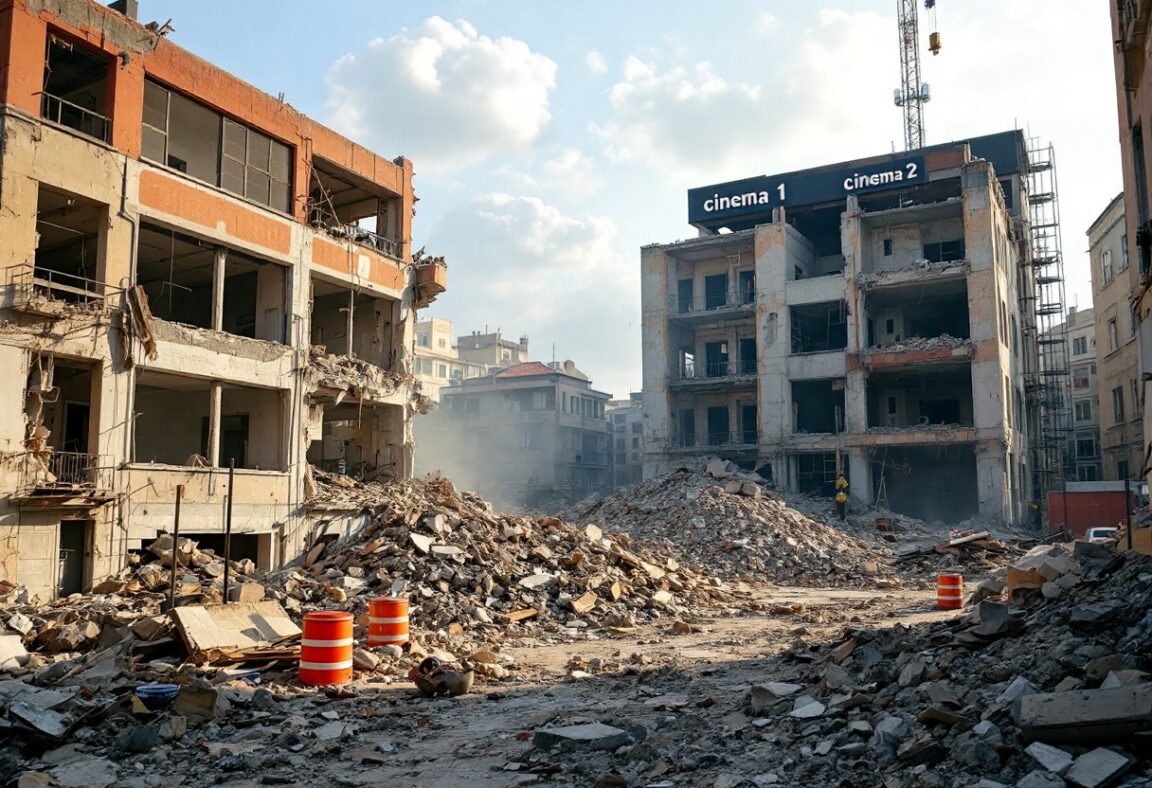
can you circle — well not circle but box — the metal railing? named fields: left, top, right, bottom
left=323, top=222, right=400, bottom=259
left=8, top=264, right=116, bottom=307
left=668, top=290, right=756, bottom=315
left=40, top=93, right=111, bottom=143
left=671, top=430, right=759, bottom=449
left=19, top=450, right=106, bottom=491
left=674, top=359, right=757, bottom=381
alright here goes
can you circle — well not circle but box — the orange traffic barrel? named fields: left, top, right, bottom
left=298, top=611, right=353, bottom=686
left=368, top=597, right=409, bottom=647
left=936, top=574, right=964, bottom=609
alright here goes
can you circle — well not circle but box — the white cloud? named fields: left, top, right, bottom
left=425, top=194, right=638, bottom=396
left=755, top=13, right=778, bottom=35
left=492, top=147, right=605, bottom=197
left=325, top=17, right=557, bottom=171
left=585, top=49, right=608, bottom=75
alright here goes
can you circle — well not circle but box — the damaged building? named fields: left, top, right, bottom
left=0, top=0, right=446, bottom=599
left=642, top=131, right=1067, bottom=524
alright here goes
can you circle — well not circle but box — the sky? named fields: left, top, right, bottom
left=146, top=0, right=1121, bottom=399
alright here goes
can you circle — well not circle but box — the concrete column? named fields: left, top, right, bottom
left=975, top=444, right=1008, bottom=520
left=847, top=449, right=871, bottom=505
left=207, top=381, right=222, bottom=467
left=346, top=290, right=355, bottom=357
left=211, top=247, right=226, bottom=331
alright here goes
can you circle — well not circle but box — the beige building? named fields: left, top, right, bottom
left=641, top=131, right=1060, bottom=524
left=0, top=0, right=445, bottom=599
left=607, top=393, right=644, bottom=487
left=413, top=319, right=529, bottom=401
left=415, top=361, right=610, bottom=507
left=1057, top=307, right=1101, bottom=481
left=1088, top=194, right=1142, bottom=480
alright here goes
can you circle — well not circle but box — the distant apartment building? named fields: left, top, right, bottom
left=412, top=319, right=529, bottom=401
left=1088, top=194, right=1142, bottom=480
left=607, top=393, right=644, bottom=487
left=0, top=0, right=446, bottom=599
left=1050, top=307, right=1101, bottom=481
left=641, top=130, right=1059, bottom=524
left=414, top=361, right=611, bottom=506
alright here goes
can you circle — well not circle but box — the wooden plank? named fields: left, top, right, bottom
left=1019, top=685, right=1152, bottom=745
left=504, top=608, right=539, bottom=622
left=171, top=601, right=301, bottom=660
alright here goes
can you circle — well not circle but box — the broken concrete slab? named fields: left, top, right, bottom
left=1100, top=670, right=1148, bottom=689
left=1024, top=742, right=1073, bottom=775
left=0, top=633, right=28, bottom=669
left=1064, top=747, right=1133, bottom=788
left=532, top=723, right=631, bottom=752
left=48, top=757, right=119, bottom=788
left=1015, top=771, right=1066, bottom=788
left=1019, top=684, right=1152, bottom=744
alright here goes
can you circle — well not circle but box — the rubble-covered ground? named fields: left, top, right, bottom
left=1, top=465, right=1149, bottom=787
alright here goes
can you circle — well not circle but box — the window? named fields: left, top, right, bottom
left=632, top=437, right=640, bottom=449
left=1108, top=318, right=1118, bottom=352
left=882, top=238, right=893, bottom=256
left=1102, top=248, right=1115, bottom=284
left=1073, top=367, right=1089, bottom=389
left=615, top=437, right=625, bottom=450
left=1073, top=336, right=1088, bottom=355
left=1075, top=401, right=1092, bottom=421
left=418, top=333, right=429, bottom=347
left=1134, top=378, right=1142, bottom=416
left=631, top=421, right=642, bottom=434
left=142, top=80, right=292, bottom=213
left=438, top=338, right=446, bottom=349
left=922, top=239, right=965, bottom=262
left=1076, top=436, right=1097, bottom=458
left=1078, top=465, right=1098, bottom=481
left=614, top=414, right=626, bottom=424
left=437, top=364, right=447, bottom=378
left=1121, top=234, right=1130, bottom=271
left=1118, top=460, right=1130, bottom=480
left=1113, top=387, right=1126, bottom=423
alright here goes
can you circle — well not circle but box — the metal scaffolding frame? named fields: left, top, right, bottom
left=1021, top=139, right=1073, bottom=506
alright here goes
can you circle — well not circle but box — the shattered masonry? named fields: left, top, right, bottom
left=0, top=0, right=446, bottom=601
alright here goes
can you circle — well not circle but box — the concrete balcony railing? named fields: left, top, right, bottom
left=667, top=291, right=756, bottom=318
left=7, top=263, right=120, bottom=314
left=669, top=430, right=759, bottom=450
left=671, top=359, right=757, bottom=384
left=16, top=450, right=113, bottom=496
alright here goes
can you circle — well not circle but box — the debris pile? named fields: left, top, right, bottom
left=895, top=529, right=1024, bottom=577
left=563, top=457, right=900, bottom=586
left=866, top=333, right=974, bottom=354
left=520, top=548, right=1152, bottom=787
left=273, top=473, right=744, bottom=636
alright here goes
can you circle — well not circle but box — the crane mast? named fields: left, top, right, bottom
left=893, top=0, right=940, bottom=151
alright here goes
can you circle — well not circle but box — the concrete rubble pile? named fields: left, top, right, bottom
left=276, top=472, right=746, bottom=636
left=563, top=457, right=901, bottom=587
left=867, top=333, right=974, bottom=354
left=519, top=547, right=1152, bottom=787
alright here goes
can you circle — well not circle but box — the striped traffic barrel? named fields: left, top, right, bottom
left=936, top=574, right=964, bottom=610
left=298, top=611, right=353, bottom=686
left=368, top=597, right=409, bottom=647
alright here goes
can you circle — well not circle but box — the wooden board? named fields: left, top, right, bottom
left=1019, top=685, right=1152, bottom=745
left=172, top=601, right=301, bottom=659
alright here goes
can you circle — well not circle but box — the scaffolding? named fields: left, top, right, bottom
left=1021, top=139, right=1073, bottom=507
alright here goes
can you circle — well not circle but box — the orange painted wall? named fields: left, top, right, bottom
left=139, top=170, right=292, bottom=255
left=311, top=237, right=405, bottom=292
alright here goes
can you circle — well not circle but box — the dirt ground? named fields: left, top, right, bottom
left=195, top=585, right=947, bottom=787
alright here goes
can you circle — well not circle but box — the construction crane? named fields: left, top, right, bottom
left=893, top=0, right=941, bottom=152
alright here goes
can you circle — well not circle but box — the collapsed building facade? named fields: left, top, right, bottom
left=642, top=131, right=1067, bottom=524
left=0, top=0, right=446, bottom=599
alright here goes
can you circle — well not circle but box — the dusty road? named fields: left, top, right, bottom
left=192, top=585, right=947, bottom=788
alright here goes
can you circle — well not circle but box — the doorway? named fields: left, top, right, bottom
left=706, top=406, right=729, bottom=445
left=58, top=519, right=93, bottom=596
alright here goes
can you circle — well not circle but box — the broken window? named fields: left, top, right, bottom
left=42, top=34, right=111, bottom=142
left=792, top=379, right=845, bottom=434
left=309, top=158, right=403, bottom=258
left=705, top=341, right=729, bottom=377
left=32, top=185, right=107, bottom=301
left=737, top=270, right=755, bottom=304
left=136, top=223, right=286, bottom=342
left=23, top=358, right=100, bottom=488
left=704, top=274, right=728, bottom=310
left=789, top=301, right=848, bottom=353
left=865, top=283, right=970, bottom=347
left=922, top=239, right=965, bottom=263
left=306, top=401, right=404, bottom=478
left=142, top=79, right=292, bottom=213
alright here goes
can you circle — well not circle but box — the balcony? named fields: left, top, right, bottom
left=667, top=291, right=755, bottom=323
left=414, top=257, right=448, bottom=309
left=670, top=359, right=757, bottom=389
left=13, top=451, right=114, bottom=507
left=40, top=92, right=111, bottom=144
left=7, top=264, right=118, bottom=316
left=853, top=336, right=974, bottom=370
